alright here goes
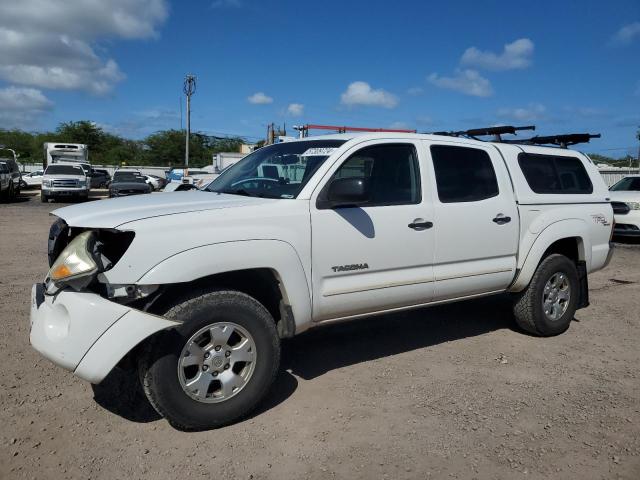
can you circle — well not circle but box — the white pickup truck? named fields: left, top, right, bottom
left=30, top=133, right=614, bottom=430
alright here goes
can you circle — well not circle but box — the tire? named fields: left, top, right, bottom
left=138, top=289, right=280, bottom=430
left=513, top=254, right=579, bottom=336
left=7, top=181, right=15, bottom=201
left=40, top=193, right=48, bottom=203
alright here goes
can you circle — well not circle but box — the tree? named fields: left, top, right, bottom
left=0, top=129, right=36, bottom=160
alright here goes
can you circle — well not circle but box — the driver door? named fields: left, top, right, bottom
left=310, top=140, right=435, bottom=321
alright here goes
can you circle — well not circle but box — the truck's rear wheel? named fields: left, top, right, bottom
left=138, top=289, right=280, bottom=430
left=513, top=254, right=579, bottom=336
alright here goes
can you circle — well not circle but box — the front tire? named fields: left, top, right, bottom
left=139, top=289, right=280, bottom=430
left=40, top=193, right=48, bottom=203
left=513, top=254, right=579, bottom=336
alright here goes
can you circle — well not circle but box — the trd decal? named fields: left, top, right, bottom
left=591, top=214, right=611, bottom=227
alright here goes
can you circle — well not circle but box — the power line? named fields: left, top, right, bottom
left=198, top=129, right=263, bottom=141
left=589, top=146, right=636, bottom=152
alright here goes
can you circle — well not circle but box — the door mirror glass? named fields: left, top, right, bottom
left=325, top=177, right=370, bottom=207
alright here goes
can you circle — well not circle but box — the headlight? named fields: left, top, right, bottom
left=47, top=231, right=98, bottom=290
left=42, top=179, right=52, bottom=187
left=78, top=179, right=87, bottom=187
left=627, top=202, right=640, bottom=210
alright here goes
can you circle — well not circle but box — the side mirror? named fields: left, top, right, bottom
left=319, top=177, right=370, bottom=209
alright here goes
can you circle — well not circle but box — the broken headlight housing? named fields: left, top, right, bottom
left=45, top=219, right=136, bottom=295
left=46, top=231, right=111, bottom=293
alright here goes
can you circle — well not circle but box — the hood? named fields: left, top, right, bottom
left=52, top=191, right=275, bottom=228
left=608, top=190, right=640, bottom=203
left=43, top=173, right=86, bottom=179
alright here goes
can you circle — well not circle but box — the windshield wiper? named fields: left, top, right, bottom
left=219, top=188, right=255, bottom=197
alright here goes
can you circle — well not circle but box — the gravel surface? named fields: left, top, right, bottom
left=1, top=194, right=639, bottom=479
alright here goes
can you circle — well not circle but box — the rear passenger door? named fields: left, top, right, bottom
left=425, top=142, right=519, bottom=300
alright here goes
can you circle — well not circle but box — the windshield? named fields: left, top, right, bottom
left=610, top=177, right=640, bottom=191
left=45, top=165, right=85, bottom=175
left=113, top=172, right=146, bottom=183
left=206, top=140, right=346, bottom=198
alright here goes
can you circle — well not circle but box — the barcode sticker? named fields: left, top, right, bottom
left=301, top=147, right=337, bottom=156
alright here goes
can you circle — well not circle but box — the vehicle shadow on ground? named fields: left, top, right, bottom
left=91, top=362, right=300, bottom=425
left=91, top=294, right=514, bottom=426
left=282, top=294, right=515, bottom=380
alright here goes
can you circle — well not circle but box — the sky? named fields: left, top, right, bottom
left=0, top=0, right=639, bottom=156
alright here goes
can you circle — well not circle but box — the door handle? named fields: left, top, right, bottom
left=408, top=220, right=433, bottom=230
left=492, top=214, right=511, bottom=225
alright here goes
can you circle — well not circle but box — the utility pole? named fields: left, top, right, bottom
left=183, top=74, right=197, bottom=171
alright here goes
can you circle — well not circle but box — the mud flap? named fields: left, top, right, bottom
left=576, top=260, right=589, bottom=310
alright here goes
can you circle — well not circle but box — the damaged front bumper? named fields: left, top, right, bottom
left=30, top=283, right=178, bottom=384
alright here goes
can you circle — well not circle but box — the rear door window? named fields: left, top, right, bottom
left=518, top=153, right=593, bottom=194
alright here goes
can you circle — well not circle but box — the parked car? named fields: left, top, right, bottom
left=165, top=168, right=210, bottom=183
left=0, top=150, right=22, bottom=199
left=30, top=132, right=614, bottom=430
left=163, top=172, right=219, bottom=192
left=21, top=170, right=44, bottom=189
left=0, top=161, right=14, bottom=201
left=609, top=175, right=640, bottom=238
left=89, top=169, right=111, bottom=189
left=109, top=171, right=152, bottom=197
left=144, top=174, right=166, bottom=191
left=41, top=164, right=89, bottom=203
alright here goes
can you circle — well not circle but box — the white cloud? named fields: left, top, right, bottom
left=407, top=86, right=423, bottom=96
left=0, top=86, right=53, bottom=129
left=247, top=92, right=273, bottom=104
left=427, top=70, right=493, bottom=97
left=286, top=103, right=304, bottom=116
left=0, top=1, right=168, bottom=95
left=340, top=81, right=398, bottom=108
left=497, top=103, right=546, bottom=121
left=461, top=38, right=534, bottom=71
left=611, top=22, right=640, bottom=45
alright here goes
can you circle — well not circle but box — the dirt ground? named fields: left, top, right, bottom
left=1, top=193, right=639, bottom=480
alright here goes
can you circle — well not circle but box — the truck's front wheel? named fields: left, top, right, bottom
left=513, top=254, right=579, bottom=336
left=139, top=289, right=280, bottom=430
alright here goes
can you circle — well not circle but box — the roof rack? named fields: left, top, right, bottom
left=431, top=125, right=535, bottom=142
left=293, top=124, right=417, bottom=138
left=510, top=133, right=601, bottom=149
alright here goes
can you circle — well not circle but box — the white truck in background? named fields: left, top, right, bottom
left=30, top=130, right=614, bottom=430
left=43, top=143, right=90, bottom=172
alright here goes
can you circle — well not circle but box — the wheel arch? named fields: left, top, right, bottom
left=509, top=219, right=590, bottom=292
left=137, top=239, right=313, bottom=335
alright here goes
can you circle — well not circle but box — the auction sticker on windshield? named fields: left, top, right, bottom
left=301, top=147, right=337, bottom=156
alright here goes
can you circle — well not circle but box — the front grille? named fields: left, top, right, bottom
left=614, top=223, right=640, bottom=231
left=611, top=201, right=630, bottom=215
left=117, top=189, right=145, bottom=195
left=52, top=179, right=79, bottom=188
